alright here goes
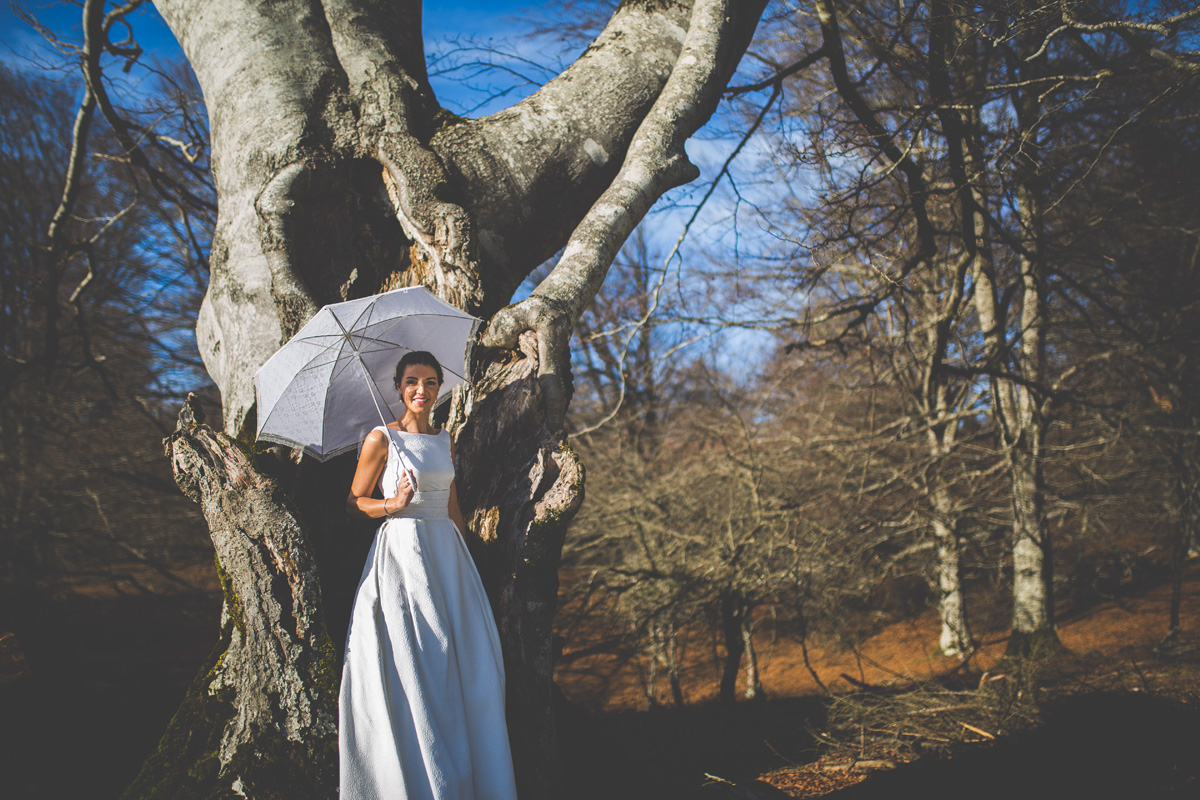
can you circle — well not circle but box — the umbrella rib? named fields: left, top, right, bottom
left=329, top=311, right=419, bottom=482
left=272, top=316, right=472, bottom=385
left=329, top=313, right=394, bottom=430
left=349, top=316, right=473, bottom=380
left=340, top=314, right=471, bottom=351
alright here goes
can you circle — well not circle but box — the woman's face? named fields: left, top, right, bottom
left=398, top=364, right=441, bottom=416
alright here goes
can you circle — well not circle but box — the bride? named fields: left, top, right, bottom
left=341, top=350, right=518, bottom=800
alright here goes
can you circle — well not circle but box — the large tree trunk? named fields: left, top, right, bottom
left=124, top=398, right=338, bottom=800
left=130, top=1, right=767, bottom=797
left=448, top=332, right=584, bottom=795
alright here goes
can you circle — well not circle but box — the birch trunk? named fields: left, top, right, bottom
left=1002, top=23, right=1058, bottom=652
left=1008, top=413, right=1052, bottom=642
left=741, top=618, right=762, bottom=700
left=921, top=296, right=974, bottom=657
left=931, top=489, right=973, bottom=657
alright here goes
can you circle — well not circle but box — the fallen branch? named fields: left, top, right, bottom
left=960, top=722, right=995, bottom=740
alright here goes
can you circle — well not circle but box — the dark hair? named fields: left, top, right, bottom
left=394, top=350, right=443, bottom=386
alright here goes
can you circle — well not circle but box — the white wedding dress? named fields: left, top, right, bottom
left=339, top=427, right=518, bottom=800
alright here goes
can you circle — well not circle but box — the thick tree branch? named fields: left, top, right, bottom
left=483, top=0, right=767, bottom=426
left=430, top=0, right=700, bottom=301
left=155, top=0, right=355, bottom=429
left=322, top=0, right=431, bottom=100
left=322, top=0, right=484, bottom=307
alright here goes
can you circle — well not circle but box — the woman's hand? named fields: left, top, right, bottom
left=390, top=468, right=416, bottom=513
left=347, top=429, right=414, bottom=520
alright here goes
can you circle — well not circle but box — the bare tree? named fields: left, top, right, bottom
left=1047, top=64, right=1200, bottom=638
left=743, top=0, right=996, bottom=656
left=749, top=0, right=1200, bottom=657
left=565, top=235, right=710, bottom=708
left=69, top=0, right=772, bottom=796
left=563, top=231, right=807, bottom=707
left=569, top=359, right=797, bottom=708
left=0, top=21, right=215, bottom=616
left=950, top=0, right=1200, bottom=653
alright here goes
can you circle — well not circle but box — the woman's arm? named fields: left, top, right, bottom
left=346, top=429, right=413, bottom=519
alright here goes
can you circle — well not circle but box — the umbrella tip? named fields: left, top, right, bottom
left=178, top=392, right=207, bottom=431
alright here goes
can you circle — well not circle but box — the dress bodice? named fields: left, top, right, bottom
left=375, top=426, right=454, bottom=519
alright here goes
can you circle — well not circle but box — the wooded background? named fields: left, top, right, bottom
left=1, top=1, right=1198, bottom=798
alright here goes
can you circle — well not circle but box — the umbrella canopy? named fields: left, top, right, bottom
left=253, top=286, right=481, bottom=461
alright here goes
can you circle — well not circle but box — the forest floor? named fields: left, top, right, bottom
left=1, top=559, right=1198, bottom=798
left=552, top=562, right=1200, bottom=798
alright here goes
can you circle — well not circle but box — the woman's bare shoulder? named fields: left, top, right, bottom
left=360, top=427, right=390, bottom=453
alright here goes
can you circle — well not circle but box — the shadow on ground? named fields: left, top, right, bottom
left=828, top=692, right=1200, bottom=799
left=7, top=589, right=1199, bottom=800
left=1, top=591, right=220, bottom=799
left=559, top=692, right=825, bottom=799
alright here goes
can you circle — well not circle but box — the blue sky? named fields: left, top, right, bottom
left=0, top=1, right=590, bottom=117
left=0, top=1, right=574, bottom=110
left=0, top=1, right=785, bottom=376
left=0, top=1, right=541, bottom=48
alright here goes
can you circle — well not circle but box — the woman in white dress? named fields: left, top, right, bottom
left=341, top=350, right=518, bottom=800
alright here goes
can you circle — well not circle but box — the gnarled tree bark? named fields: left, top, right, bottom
left=124, top=396, right=338, bottom=799
left=127, top=1, right=767, bottom=797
